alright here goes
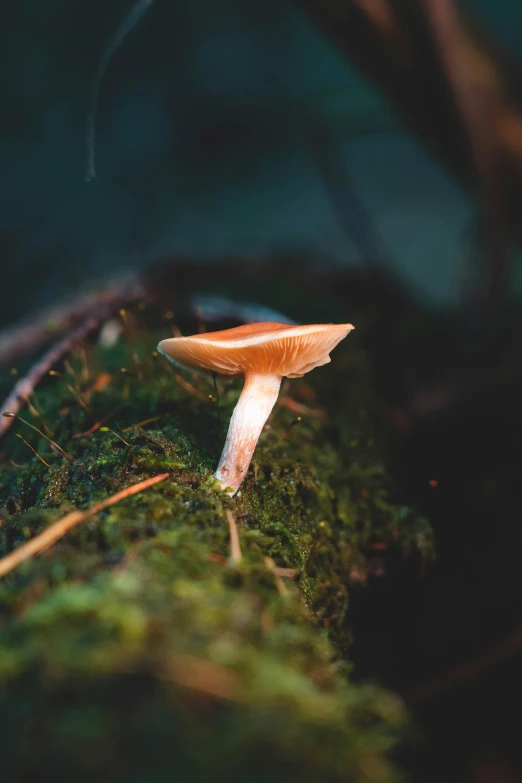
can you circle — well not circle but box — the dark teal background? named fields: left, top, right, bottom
left=1, top=0, right=521, bottom=323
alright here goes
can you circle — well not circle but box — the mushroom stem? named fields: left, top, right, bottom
left=214, top=373, right=281, bottom=495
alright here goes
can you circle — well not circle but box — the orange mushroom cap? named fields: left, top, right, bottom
left=158, top=321, right=354, bottom=379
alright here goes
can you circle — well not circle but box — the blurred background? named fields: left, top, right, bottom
left=3, top=1, right=522, bottom=781
left=3, top=0, right=522, bottom=325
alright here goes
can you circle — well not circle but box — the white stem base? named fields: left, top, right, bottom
left=214, top=373, right=281, bottom=495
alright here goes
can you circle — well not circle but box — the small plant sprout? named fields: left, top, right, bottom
left=279, top=416, right=302, bottom=444
left=15, top=434, right=50, bottom=468
left=99, top=426, right=130, bottom=447
left=289, top=415, right=302, bottom=431
left=225, top=509, right=242, bottom=564
left=2, top=412, right=74, bottom=462
left=158, top=321, right=354, bottom=495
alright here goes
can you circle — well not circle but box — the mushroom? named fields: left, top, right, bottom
left=158, top=321, right=354, bottom=495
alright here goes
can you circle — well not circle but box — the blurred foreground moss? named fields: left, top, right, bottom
left=0, top=311, right=432, bottom=782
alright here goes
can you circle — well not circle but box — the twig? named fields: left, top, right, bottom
left=0, top=273, right=146, bottom=369
left=0, top=472, right=169, bottom=579
left=225, top=509, right=242, bottom=564
left=0, top=281, right=292, bottom=373
left=402, top=628, right=522, bottom=704
left=294, top=0, right=522, bottom=254
left=0, top=302, right=136, bottom=441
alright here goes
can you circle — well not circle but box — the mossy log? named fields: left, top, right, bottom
left=0, top=303, right=432, bottom=782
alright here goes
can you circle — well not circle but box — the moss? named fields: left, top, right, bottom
left=0, top=309, right=432, bottom=782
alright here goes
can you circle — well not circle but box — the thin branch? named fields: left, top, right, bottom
left=402, top=628, right=522, bottom=704
left=0, top=472, right=169, bottom=579
left=0, top=282, right=293, bottom=372
left=0, top=282, right=145, bottom=441
left=0, top=274, right=146, bottom=369
left=294, top=0, right=522, bottom=254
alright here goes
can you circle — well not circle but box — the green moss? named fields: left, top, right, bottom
left=0, top=312, right=432, bottom=782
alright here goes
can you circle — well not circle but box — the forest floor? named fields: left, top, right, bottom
left=3, top=261, right=521, bottom=783
left=0, top=279, right=433, bottom=783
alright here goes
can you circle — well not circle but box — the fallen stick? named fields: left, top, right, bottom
left=0, top=472, right=169, bottom=579
left=0, top=308, right=126, bottom=440
left=0, top=273, right=146, bottom=369
left=401, top=627, right=522, bottom=704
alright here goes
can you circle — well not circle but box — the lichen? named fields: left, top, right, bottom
left=0, top=306, right=432, bottom=782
